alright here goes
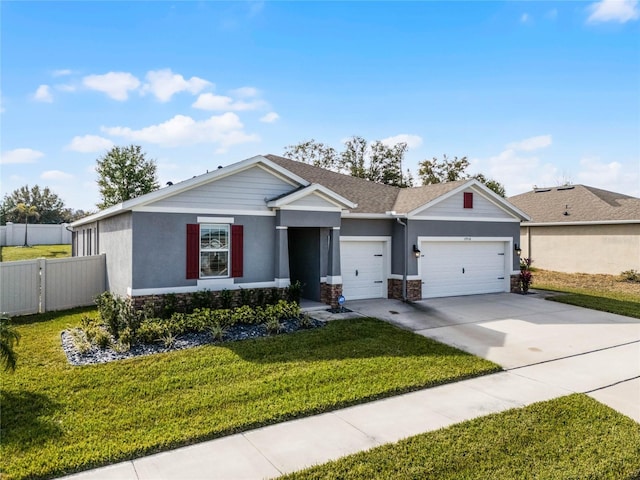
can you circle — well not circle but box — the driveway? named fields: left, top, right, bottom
left=348, top=293, right=640, bottom=422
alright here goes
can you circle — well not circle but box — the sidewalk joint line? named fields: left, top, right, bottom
left=583, top=375, right=640, bottom=394
left=241, top=431, right=283, bottom=476
left=505, top=339, right=640, bottom=371
left=131, top=460, right=141, bottom=480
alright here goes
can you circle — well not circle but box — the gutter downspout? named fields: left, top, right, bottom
left=396, top=217, right=408, bottom=302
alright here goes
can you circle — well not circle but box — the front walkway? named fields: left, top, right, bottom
left=60, top=294, right=640, bottom=480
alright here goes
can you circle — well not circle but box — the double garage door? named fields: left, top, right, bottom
left=340, top=239, right=509, bottom=300
left=421, top=241, right=508, bottom=298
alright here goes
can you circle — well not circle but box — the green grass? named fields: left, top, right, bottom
left=0, top=309, right=499, bottom=480
left=547, top=293, right=640, bottom=319
left=0, top=244, right=71, bottom=262
left=282, top=394, right=640, bottom=480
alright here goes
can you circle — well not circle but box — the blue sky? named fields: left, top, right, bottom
left=1, top=1, right=639, bottom=210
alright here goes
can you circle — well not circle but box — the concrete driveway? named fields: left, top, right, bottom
left=348, top=292, right=640, bottom=422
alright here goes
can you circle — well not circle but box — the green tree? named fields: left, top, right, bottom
left=1, top=185, right=68, bottom=225
left=14, top=203, right=39, bottom=247
left=0, top=314, right=20, bottom=372
left=418, top=155, right=506, bottom=197
left=285, top=136, right=413, bottom=187
left=95, top=145, right=159, bottom=209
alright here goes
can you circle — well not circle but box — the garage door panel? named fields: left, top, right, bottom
left=341, top=241, right=386, bottom=300
left=421, top=241, right=506, bottom=298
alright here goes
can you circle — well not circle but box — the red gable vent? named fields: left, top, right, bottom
left=463, top=192, right=473, bottom=209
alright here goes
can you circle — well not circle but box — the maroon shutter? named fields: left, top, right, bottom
left=231, top=225, right=243, bottom=278
left=464, top=192, right=473, bottom=209
left=186, top=224, right=200, bottom=279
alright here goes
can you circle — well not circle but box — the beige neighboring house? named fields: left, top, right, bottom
left=508, top=185, right=640, bottom=275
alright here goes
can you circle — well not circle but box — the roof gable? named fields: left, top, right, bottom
left=267, top=184, right=357, bottom=211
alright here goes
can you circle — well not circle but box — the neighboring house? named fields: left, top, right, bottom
left=509, top=185, right=640, bottom=275
left=71, top=155, right=529, bottom=307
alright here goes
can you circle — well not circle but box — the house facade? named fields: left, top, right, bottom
left=509, top=185, right=640, bottom=275
left=71, top=155, right=529, bottom=306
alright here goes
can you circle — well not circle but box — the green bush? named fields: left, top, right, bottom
left=219, top=289, right=234, bottom=309
left=137, top=318, right=169, bottom=344
left=620, top=269, right=640, bottom=283
left=190, top=289, right=214, bottom=310
left=232, top=305, right=255, bottom=325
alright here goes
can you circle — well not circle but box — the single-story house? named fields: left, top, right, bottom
left=71, top=154, right=529, bottom=307
left=508, top=185, right=640, bottom=275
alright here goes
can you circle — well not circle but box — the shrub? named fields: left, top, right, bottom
left=520, top=258, right=534, bottom=293
left=211, top=308, right=233, bottom=328
left=162, top=293, right=179, bottom=319
left=69, top=329, right=91, bottom=354
left=92, top=327, right=113, bottom=350
left=137, top=319, right=169, bottom=344
left=286, top=280, right=304, bottom=305
left=190, top=289, right=213, bottom=310
left=298, top=313, right=313, bottom=329
left=208, top=322, right=226, bottom=342
left=265, top=316, right=281, bottom=335
left=269, top=288, right=281, bottom=305
left=239, top=288, right=253, bottom=307
left=232, top=305, right=256, bottom=325
left=219, top=289, right=234, bottom=309
left=620, top=269, right=640, bottom=283
left=255, top=289, right=267, bottom=307
left=186, top=309, right=211, bottom=332
left=94, top=292, right=138, bottom=339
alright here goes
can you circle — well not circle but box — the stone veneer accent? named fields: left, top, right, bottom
left=510, top=274, right=522, bottom=294
left=320, top=282, right=343, bottom=308
left=130, top=287, right=287, bottom=313
left=387, top=278, right=422, bottom=301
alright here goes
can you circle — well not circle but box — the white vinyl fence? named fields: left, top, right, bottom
left=1, top=222, right=72, bottom=246
left=0, top=255, right=105, bottom=316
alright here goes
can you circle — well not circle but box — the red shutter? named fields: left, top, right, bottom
left=464, top=192, right=473, bottom=209
left=231, top=225, right=244, bottom=278
left=186, top=224, right=200, bottom=279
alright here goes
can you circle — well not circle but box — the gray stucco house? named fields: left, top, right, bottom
left=71, top=154, right=529, bottom=306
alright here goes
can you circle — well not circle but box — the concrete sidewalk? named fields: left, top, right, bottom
left=60, top=294, right=640, bottom=480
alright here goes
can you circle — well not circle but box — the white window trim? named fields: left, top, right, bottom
left=199, top=223, right=231, bottom=279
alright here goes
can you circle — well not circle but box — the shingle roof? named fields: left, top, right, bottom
left=394, top=180, right=468, bottom=213
left=265, top=154, right=400, bottom=214
left=508, top=185, right=640, bottom=223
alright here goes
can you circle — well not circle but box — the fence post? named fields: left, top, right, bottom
left=39, top=258, right=46, bottom=313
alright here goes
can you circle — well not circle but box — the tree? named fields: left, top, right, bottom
left=14, top=203, right=39, bottom=247
left=1, top=185, right=68, bottom=225
left=0, top=314, right=20, bottom=372
left=96, top=145, right=159, bottom=209
left=417, top=155, right=506, bottom=197
left=285, top=137, right=413, bottom=187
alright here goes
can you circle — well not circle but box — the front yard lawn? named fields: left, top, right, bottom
left=283, top=394, right=640, bottom=480
left=0, top=244, right=71, bottom=262
left=533, top=269, right=640, bottom=318
left=0, top=309, right=499, bottom=480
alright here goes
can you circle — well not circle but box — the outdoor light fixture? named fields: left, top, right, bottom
left=413, top=244, right=421, bottom=258
left=515, top=243, right=522, bottom=257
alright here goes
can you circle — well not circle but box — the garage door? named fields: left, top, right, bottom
left=341, top=241, right=386, bottom=300
left=421, top=241, right=507, bottom=298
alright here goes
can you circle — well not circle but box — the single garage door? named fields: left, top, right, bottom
left=421, top=241, right=507, bottom=298
left=341, top=240, right=386, bottom=300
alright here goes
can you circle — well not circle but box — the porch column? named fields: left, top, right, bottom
left=274, top=226, right=290, bottom=287
left=327, top=227, right=341, bottom=280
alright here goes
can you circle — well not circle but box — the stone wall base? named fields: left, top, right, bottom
left=320, top=283, right=343, bottom=308
left=130, top=287, right=287, bottom=313
left=510, top=274, right=522, bottom=294
left=387, top=278, right=422, bottom=301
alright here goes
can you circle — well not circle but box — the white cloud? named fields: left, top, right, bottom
left=83, top=72, right=141, bottom=101
left=587, top=0, right=639, bottom=23
left=230, top=86, right=259, bottom=98
left=66, top=135, right=114, bottom=153
left=260, top=112, right=280, bottom=123
left=102, top=113, right=260, bottom=148
left=141, top=69, right=212, bottom=102
left=52, top=69, right=73, bottom=77
left=192, top=93, right=264, bottom=111
left=506, top=135, right=552, bottom=152
left=547, top=9, right=558, bottom=20
left=520, top=13, right=531, bottom=23
left=33, top=85, right=53, bottom=102
left=55, top=84, right=77, bottom=92
left=41, top=170, right=73, bottom=180
left=576, top=157, right=640, bottom=196
left=381, top=134, right=423, bottom=149
left=0, top=148, right=44, bottom=164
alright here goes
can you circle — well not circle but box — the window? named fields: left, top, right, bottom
left=200, top=224, right=229, bottom=277
left=186, top=223, right=243, bottom=279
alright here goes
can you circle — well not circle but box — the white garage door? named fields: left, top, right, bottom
left=341, top=241, right=386, bottom=300
left=421, top=241, right=507, bottom=298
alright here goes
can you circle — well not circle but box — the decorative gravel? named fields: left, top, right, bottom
left=61, top=317, right=325, bottom=366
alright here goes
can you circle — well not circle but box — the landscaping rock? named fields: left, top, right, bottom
left=61, top=317, right=325, bottom=366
